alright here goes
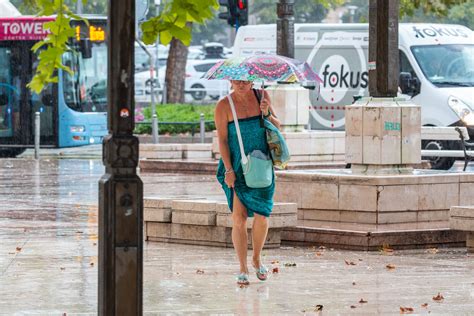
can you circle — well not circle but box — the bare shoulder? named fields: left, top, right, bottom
left=215, top=97, right=230, bottom=118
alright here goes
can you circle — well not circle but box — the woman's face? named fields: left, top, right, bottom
left=231, top=80, right=253, bottom=94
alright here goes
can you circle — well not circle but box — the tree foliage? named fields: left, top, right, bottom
left=141, top=0, right=218, bottom=46
left=27, top=0, right=86, bottom=94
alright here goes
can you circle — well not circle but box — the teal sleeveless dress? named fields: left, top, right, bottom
left=216, top=114, right=275, bottom=218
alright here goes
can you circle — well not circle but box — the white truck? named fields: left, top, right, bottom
left=233, top=23, right=474, bottom=169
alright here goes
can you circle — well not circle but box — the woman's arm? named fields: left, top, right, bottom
left=215, top=99, right=233, bottom=171
left=261, top=90, right=281, bottom=130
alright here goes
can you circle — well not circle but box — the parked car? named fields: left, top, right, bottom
left=135, top=59, right=229, bottom=101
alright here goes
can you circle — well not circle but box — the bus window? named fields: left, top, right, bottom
left=0, top=47, right=20, bottom=139
left=62, top=42, right=107, bottom=113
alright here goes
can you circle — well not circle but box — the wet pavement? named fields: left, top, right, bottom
left=0, top=158, right=473, bottom=315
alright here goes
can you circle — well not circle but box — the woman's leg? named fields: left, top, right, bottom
left=252, top=214, right=269, bottom=268
left=232, top=193, right=249, bottom=274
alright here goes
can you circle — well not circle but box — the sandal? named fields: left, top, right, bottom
left=253, top=265, right=269, bottom=281
left=237, top=273, right=250, bottom=285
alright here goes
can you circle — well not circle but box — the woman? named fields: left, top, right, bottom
left=215, top=80, right=281, bottom=285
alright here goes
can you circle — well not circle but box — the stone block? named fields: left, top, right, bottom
left=459, top=183, right=474, bottom=206
left=345, top=135, right=362, bottom=164
left=345, top=105, right=363, bottom=136
left=339, top=185, right=377, bottom=212
left=300, top=182, right=338, bottom=210
left=146, top=222, right=171, bottom=239
left=401, top=105, right=421, bottom=164
left=172, top=200, right=217, bottom=212
left=450, top=216, right=474, bottom=231
left=378, top=211, right=417, bottom=224
left=340, top=211, right=377, bottom=224
left=183, top=151, right=213, bottom=159
left=172, top=210, right=216, bottom=226
left=303, top=209, right=341, bottom=222
left=450, top=206, right=474, bottom=219
left=144, top=207, right=172, bottom=222
left=417, top=210, right=449, bottom=222
left=377, top=185, right=419, bottom=212
left=418, top=183, right=459, bottom=211
left=144, top=197, right=173, bottom=209
left=274, top=181, right=302, bottom=207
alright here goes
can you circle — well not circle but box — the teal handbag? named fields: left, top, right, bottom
left=228, top=95, right=273, bottom=189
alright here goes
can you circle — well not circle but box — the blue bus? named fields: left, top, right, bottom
left=0, top=15, right=108, bottom=157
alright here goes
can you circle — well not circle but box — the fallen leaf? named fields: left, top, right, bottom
left=427, top=248, right=439, bottom=254
left=60, top=267, right=66, bottom=271
left=352, top=282, right=356, bottom=286
left=318, top=246, right=326, bottom=250
left=421, top=303, right=428, bottom=308
left=93, top=243, right=97, bottom=246
left=386, top=264, right=396, bottom=270
left=15, top=247, right=22, bottom=252
left=314, top=304, right=323, bottom=311
left=345, top=260, right=356, bottom=266
left=271, top=260, right=279, bottom=264
left=350, top=305, right=357, bottom=309
left=315, top=252, right=323, bottom=256
left=75, top=231, right=83, bottom=234
left=400, top=306, right=414, bottom=314
left=432, top=293, right=444, bottom=301
left=196, top=269, right=205, bottom=274
left=272, top=267, right=279, bottom=274
left=358, top=258, right=363, bottom=261
left=8, top=252, right=15, bottom=255
left=90, top=262, right=94, bottom=267
left=284, top=262, right=296, bottom=267
left=359, top=298, right=368, bottom=304
left=381, top=243, right=394, bottom=255
left=175, top=272, right=181, bottom=276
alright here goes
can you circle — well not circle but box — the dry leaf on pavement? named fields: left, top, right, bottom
left=381, top=243, right=394, bottom=255
left=196, top=269, right=205, bottom=274
left=271, top=260, right=279, bottom=264
left=315, top=252, right=323, bottom=256
left=352, top=282, right=356, bottom=286
left=421, top=303, right=429, bottom=308
left=345, top=260, right=356, bottom=266
left=314, top=305, right=323, bottom=311
left=350, top=305, right=357, bottom=309
left=15, top=247, right=22, bottom=252
left=359, top=298, right=368, bottom=304
left=426, top=248, right=439, bottom=254
left=400, top=306, right=414, bottom=313
left=272, top=267, right=279, bottom=274
left=284, top=262, right=297, bottom=267
left=432, top=293, right=444, bottom=301
left=386, top=264, right=396, bottom=270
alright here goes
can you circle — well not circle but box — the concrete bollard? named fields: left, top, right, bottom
left=200, top=113, right=205, bottom=143
left=34, top=112, right=40, bottom=160
left=152, top=114, right=159, bottom=144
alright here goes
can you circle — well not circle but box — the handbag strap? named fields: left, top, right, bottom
left=227, top=95, right=248, bottom=165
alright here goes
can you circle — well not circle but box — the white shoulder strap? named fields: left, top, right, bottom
left=227, top=95, right=248, bottom=165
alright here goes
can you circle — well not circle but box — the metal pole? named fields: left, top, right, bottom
left=152, top=114, right=159, bottom=143
left=34, top=112, right=40, bottom=160
left=99, top=0, right=143, bottom=314
left=277, top=0, right=295, bottom=58
left=200, top=113, right=205, bottom=143
left=77, top=0, right=83, bottom=14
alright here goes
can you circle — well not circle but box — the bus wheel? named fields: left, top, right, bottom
left=0, top=148, right=26, bottom=158
left=422, top=140, right=455, bottom=170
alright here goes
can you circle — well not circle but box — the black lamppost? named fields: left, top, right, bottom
left=98, top=0, right=143, bottom=314
left=277, top=0, right=294, bottom=58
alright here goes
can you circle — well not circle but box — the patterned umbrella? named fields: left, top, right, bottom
left=203, top=54, right=323, bottom=84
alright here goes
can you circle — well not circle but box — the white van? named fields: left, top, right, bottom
left=234, top=23, right=474, bottom=168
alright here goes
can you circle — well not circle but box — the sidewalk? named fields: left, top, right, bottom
left=0, top=159, right=473, bottom=314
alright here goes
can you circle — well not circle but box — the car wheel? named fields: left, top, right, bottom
left=190, top=84, right=206, bottom=101
left=422, top=140, right=455, bottom=170
left=0, top=147, right=26, bottom=158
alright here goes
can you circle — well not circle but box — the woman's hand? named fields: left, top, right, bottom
left=224, top=171, right=236, bottom=188
left=260, top=94, right=271, bottom=116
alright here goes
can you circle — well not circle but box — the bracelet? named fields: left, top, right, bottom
left=263, top=110, right=272, bottom=118
left=225, top=168, right=234, bottom=174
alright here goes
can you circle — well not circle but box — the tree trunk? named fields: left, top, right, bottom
left=165, top=24, right=192, bottom=104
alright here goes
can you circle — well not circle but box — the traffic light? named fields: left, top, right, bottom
left=236, top=0, right=248, bottom=27
left=218, top=0, right=248, bottom=28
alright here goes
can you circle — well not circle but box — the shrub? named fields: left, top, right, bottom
left=134, top=103, right=216, bottom=135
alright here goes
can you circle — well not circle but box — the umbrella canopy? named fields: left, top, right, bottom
left=203, top=54, right=323, bottom=84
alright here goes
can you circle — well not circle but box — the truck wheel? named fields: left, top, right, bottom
left=190, top=84, right=206, bottom=101
left=0, top=148, right=26, bottom=158
left=422, top=140, right=455, bottom=170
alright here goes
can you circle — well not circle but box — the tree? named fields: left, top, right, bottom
left=28, top=0, right=218, bottom=102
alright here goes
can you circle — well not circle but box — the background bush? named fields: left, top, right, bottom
left=134, top=104, right=216, bottom=135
